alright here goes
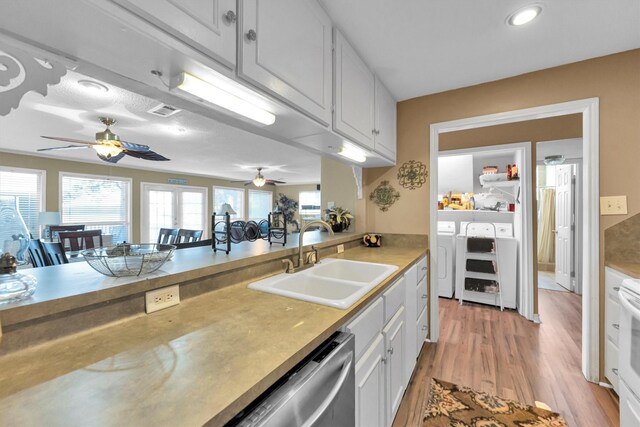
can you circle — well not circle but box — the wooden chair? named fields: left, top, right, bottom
left=175, top=229, right=203, bottom=244
left=41, top=241, right=69, bottom=265
left=50, top=224, right=85, bottom=241
left=58, top=230, right=103, bottom=251
left=157, top=228, right=179, bottom=245
left=174, top=238, right=212, bottom=250
left=28, top=239, right=49, bottom=267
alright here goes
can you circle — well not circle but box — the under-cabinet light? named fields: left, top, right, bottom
left=171, top=72, right=276, bottom=126
left=338, top=142, right=367, bottom=163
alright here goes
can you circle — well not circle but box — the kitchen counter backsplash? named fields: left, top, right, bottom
left=605, top=212, right=640, bottom=264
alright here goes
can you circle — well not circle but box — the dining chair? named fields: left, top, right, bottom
left=41, top=241, right=69, bottom=265
left=58, top=230, right=103, bottom=251
left=175, top=229, right=203, bottom=244
left=174, top=238, right=212, bottom=250
left=157, top=228, right=179, bottom=245
left=49, top=224, right=85, bottom=241
left=28, top=239, right=49, bottom=267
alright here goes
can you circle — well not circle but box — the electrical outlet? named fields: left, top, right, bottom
left=336, top=244, right=344, bottom=254
left=145, top=285, right=180, bottom=313
left=600, top=196, right=628, bottom=215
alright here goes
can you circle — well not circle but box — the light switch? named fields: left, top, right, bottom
left=600, top=196, right=627, bottom=215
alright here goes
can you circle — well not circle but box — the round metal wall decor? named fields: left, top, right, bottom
left=397, top=160, right=428, bottom=190
left=369, top=180, right=400, bottom=212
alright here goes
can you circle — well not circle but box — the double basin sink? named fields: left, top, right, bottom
left=248, top=258, right=399, bottom=309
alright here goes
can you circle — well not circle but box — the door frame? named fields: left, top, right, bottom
left=428, top=98, right=600, bottom=382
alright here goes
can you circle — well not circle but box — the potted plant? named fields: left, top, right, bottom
left=325, top=207, right=354, bottom=232
left=275, top=193, right=299, bottom=232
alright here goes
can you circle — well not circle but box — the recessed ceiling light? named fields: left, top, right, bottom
left=77, top=79, right=109, bottom=93
left=507, top=4, right=543, bottom=26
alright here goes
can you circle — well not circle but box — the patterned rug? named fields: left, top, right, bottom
left=423, top=378, right=568, bottom=427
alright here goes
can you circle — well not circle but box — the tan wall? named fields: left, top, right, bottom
left=0, top=151, right=248, bottom=242
left=365, top=48, right=640, bottom=380
left=320, top=157, right=362, bottom=232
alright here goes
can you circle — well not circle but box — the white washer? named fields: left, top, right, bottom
left=437, top=221, right=456, bottom=298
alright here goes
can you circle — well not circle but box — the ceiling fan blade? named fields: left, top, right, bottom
left=97, top=152, right=126, bottom=164
left=267, top=180, right=286, bottom=184
left=41, top=136, right=97, bottom=145
left=37, top=145, right=91, bottom=152
left=123, top=149, right=170, bottom=161
left=119, top=140, right=151, bottom=152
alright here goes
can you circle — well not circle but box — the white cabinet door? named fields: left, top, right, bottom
left=403, top=263, right=418, bottom=385
left=112, top=0, right=237, bottom=68
left=333, top=29, right=375, bottom=149
left=239, top=0, right=333, bottom=125
left=355, top=333, right=386, bottom=427
left=374, top=77, right=397, bottom=161
left=383, top=306, right=406, bottom=426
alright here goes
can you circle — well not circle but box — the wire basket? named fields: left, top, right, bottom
left=82, top=244, right=176, bottom=277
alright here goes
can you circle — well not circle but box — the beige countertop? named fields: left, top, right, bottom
left=606, top=261, right=640, bottom=279
left=0, top=245, right=426, bottom=426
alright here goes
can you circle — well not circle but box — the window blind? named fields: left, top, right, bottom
left=0, top=168, right=44, bottom=237
left=213, top=187, right=244, bottom=220
left=248, top=190, right=272, bottom=221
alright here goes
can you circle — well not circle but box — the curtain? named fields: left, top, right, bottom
left=537, top=188, right=556, bottom=263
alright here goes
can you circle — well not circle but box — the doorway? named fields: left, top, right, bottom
left=428, top=98, right=600, bottom=382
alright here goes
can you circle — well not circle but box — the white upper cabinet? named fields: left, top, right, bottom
left=333, top=29, right=375, bottom=150
left=239, top=0, right=333, bottom=126
left=374, top=77, right=397, bottom=161
left=111, top=0, right=238, bottom=69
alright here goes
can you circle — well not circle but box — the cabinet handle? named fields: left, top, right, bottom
left=246, top=29, right=257, bottom=42
left=421, top=294, right=427, bottom=299
left=388, top=347, right=394, bottom=355
left=613, top=368, right=619, bottom=376
left=223, top=10, right=237, bottom=24
left=422, top=325, right=428, bottom=331
left=381, top=357, right=387, bottom=364
left=614, top=287, right=620, bottom=292
left=422, top=267, right=427, bottom=271
left=613, top=323, right=620, bottom=330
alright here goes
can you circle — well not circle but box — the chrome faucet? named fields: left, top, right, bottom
left=283, top=220, right=334, bottom=273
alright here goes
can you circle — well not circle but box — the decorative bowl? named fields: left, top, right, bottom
left=82, top=244, right=176, bottom=277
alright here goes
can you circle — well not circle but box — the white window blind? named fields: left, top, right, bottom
left=0, top=167, right=45, bottom=237
left=213, top=187, right=244, bottom=220
left=61, top=173, right=131, bottom=243
left=299, top=191, right=321, bottom=217
left=248, top=190, right=272, bottom=221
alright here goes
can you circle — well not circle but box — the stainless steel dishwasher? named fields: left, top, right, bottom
left=227, top=332, right=355, bottom=427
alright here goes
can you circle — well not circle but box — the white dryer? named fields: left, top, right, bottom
left=437, top=221, right=456, bottom=298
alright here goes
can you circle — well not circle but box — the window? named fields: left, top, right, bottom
left=248, top=190, right=272, bottom=221
left=0, top=167, right=45, bottom=238
left=141, top=183, right=207, bottom=243
left=60, top=173, right=131, bottom=243
left=299, top=190, right=321, bottom=218
left=213, top=186, right=244, bottom=220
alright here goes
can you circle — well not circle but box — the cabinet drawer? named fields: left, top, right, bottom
left=416, top=305, right=428, bottom=354
left=415, top=277, right=428, bottom=319
left=605, top=296, right=620, bottom=344
left=417, top=256, right=428, bottom=281
left=383, top=277, right=405, bottom=324
left=346, top=297, right=384, bottom=362
left=605, top=267, right=631, bottom=299
left=605, top=338, right=620, bottom=392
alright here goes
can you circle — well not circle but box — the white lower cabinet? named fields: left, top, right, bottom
left=604, top=266, right=631, bottom=393
left=355, top=333, right=386, bottom=427
left=384, top=306, right=406, bottom=426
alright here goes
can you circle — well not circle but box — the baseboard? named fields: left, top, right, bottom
left=533, top=314, right=542, bottom=324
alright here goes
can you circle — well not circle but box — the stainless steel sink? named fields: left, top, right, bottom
left=248, top=259, right=398, bottom=309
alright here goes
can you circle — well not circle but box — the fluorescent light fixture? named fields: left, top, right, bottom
left=507, top=5, right=542, bottom=26
left=338, top=142, right=367, bottom=163
left=172, top=72, right=276, bottom=126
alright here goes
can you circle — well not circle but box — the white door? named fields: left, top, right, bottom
left=239, top=0, right=333, bottom=125
left=112, top=0, right=237, bottom=68
left=334, top=29, right=375, bottom=150
left=355, top=334, right=386, bottom=427
left=374, top=77, right=397, bottom=161
left=555, top=164, right=574, bottom=290
left=383, top=307, right=406, bottom=426
left=141, top=183, right=208, bottom=243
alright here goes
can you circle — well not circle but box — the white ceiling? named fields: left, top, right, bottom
left=0, top=70, right=321, bottom=184
left=320, top=0, right=640, bottom=100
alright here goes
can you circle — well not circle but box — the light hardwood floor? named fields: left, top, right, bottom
left=394, top=290, right=619, bottom=427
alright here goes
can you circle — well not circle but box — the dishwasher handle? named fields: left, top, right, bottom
left=301, top=357, right=353, bottom=427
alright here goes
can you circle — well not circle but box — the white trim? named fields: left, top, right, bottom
left=429, top=97, right=600, bottom=382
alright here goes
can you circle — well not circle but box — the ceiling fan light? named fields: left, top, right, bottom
left=172, top=72, right=276, bottom=126
left=93, top=144, right=123, bottom=158
left=253, top=176, right=267, bottom=187
left=544, top=155, right=565, bottom=165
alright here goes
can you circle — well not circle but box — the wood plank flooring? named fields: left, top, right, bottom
left=393, top=290, right=620, bottom=427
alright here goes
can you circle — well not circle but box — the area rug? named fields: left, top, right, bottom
left=423, top=378, right=568, bottom=427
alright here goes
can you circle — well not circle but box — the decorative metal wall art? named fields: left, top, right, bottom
left=369, top=180, right=400, bottom=212
left=397, top=160, right=428, bottom=190
left=0, top=47, right=67, bottom=117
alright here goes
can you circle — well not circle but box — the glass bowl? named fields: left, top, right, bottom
left=82, top=244, right=176, bottom=277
